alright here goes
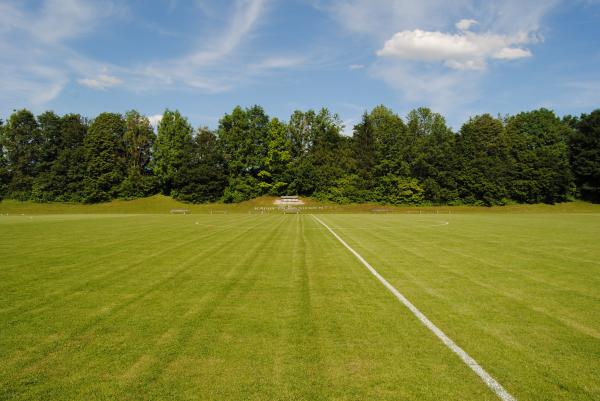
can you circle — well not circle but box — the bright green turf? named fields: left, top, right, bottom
left=1, top=212, right=599, bottom=400
left=319, top=213, right=600, bottom=400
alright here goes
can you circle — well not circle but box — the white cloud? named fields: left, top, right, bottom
left=186, top=0, right=267, bottom=65
left=0, top=0, right=300, bottom=108
left=349, top=64, right=365, bottom=70
left=493, top=47, right=532, bottom=60
left=147, top=114, right=163, bottom=127
left=371, top=61, right=482, bottom=115
left=319, top=0, right=471, bottom=40
left=377, top=26, right=533, bottom=70
left=35, top=0, right=119, bottom=44
left=0, top=0, right=122, bottom=107
left=316, top=0, right=558, bottom=121
left=341, top=118, right=356, bottom=136
left=78, top=74, right=123, bottom=90
left=456, top=19, right=478, bottom=31
left=250, top=56, right=306, bottom=70
left=133, top=0, right=285, bottom=93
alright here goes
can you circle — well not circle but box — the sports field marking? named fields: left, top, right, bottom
left=311, top=215, right=517, bottom=401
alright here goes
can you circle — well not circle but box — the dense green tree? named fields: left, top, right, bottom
left=318, top=174, right=364, bottom=204
left=505, top=109, right=572, bottom=203
left=456, top=114, right=510, bottom=205
left=286, top=110, right=317, bottom=195
left=0, top=119, right=8, bottom=199
left=307, top=109, right=349, bottom=197
left=2, top=109, right=41, bottom=199
left=286, top=108, right=348, bottom=198
left=31, top=111, right=64, bottom=201
left=36, top=112, right=62, bottom=172
left=368, top=105, right=409, bottom=178
left=173, top=128, right=227, bottom=203
left=260, top=117, right=291, bottom=195
left=218, top=105, right=270, bottom=201
left=153, top=109, right=194, bottom=195
left=353, top=112, right=377, bottom=185
left=350, top=106, right=409, bottom=201
left=1, top=105, right=598, bottom=206
left=51, top=114, right=88, bottom=201
left=120, top=110, right=157, bottom=198
left=83, top=113, right=126, bottom=203
left=406, top=108, right=458, bottom=203
left=375, top=175, right=424, bottom=204
left=30, top=114, right=88, bottom=202
left=569, top=110, right=600, bottom=202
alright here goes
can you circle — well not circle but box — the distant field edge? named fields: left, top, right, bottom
left=0, top=194, right=599, bottom=215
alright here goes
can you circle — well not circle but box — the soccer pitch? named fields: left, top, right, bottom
left=1, top=212, right=599, bottom=400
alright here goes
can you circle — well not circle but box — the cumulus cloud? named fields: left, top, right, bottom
left=312, top=0, right=563, bottom=126
left=493, top=47, right=532, bottom=60
left=376, top=24, right=533, bottom=70
left=456, top=19, right=478, bottom=31
left=78, top=74, right=123, bottom=90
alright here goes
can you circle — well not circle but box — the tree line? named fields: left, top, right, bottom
left=0, top=106, right=598, bottom=205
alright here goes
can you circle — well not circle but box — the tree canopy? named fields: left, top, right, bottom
left=1, top=106, right=598, bottom=205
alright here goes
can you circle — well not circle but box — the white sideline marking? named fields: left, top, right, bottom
left=311, top=215, right=516, bottom=401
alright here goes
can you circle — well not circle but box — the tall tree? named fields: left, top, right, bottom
left=152, top=109, right=194, bottom=195
left=83, top=113, right=126, bottom=203
left=2, top=109, right=41, bottom=199
left=286, top=110, right=317, bottom=195
left=31, top=111, right=62, bottom=201
left=505, top=109, right=572, bottom=203
left=53, top=114, right=88, bottom=201
left=368, top=105, right=408, bottom=178
left=352, top=111, right=377, bottom=185
left=120, top=110, right=157, bottom=198
left=569, top=109, right=600, bottom=202
left=350, top=106, right=410, bottom=203
left=285, top=109, right=349, bottom=196
left=0, top=119, right=8, bottom=200
left=456, top=114, right=510, bottom=205
left=260, top=117, right=291, bottom=195
left=218, top=105, right=270, bottom=201
left=173, top=128, right=227, bottom=203
left=406, top=108, right=458, bottom=203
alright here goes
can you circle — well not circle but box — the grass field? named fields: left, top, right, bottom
left=1, top=205, right=599, bottom=400
left=2, top=194, right=600, bottom=215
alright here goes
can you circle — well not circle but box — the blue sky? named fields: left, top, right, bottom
left=0, top=0, right=599, bottom=132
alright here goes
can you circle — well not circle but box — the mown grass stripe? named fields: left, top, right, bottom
left=311, top=214, right=517, bottom=401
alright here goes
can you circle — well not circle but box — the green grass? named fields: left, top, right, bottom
left=2, top=194, right=599, bottom=215
left=1, top=211, right=599, bottom=400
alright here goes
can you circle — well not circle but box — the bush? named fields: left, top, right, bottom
left=375, top=175, right=424, bottom=205
left=222, top=176, right=261, bottom=203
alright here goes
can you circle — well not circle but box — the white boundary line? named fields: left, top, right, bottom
left=311, top=215, right=516, bottom=401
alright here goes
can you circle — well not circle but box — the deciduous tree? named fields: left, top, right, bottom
left=120, top=110, right=157, bottom=198
left=153, top=109, right=194, bottom=195
left=569, top=110, right=600, bottom=202
left=505, top=109, right=572, bottom=203
left=2, top=109, right=41, bottom=199
left=83, top=113, right=126, bottom=203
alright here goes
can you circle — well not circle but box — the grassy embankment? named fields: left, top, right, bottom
left=1, top=194, right=599, bottom=214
